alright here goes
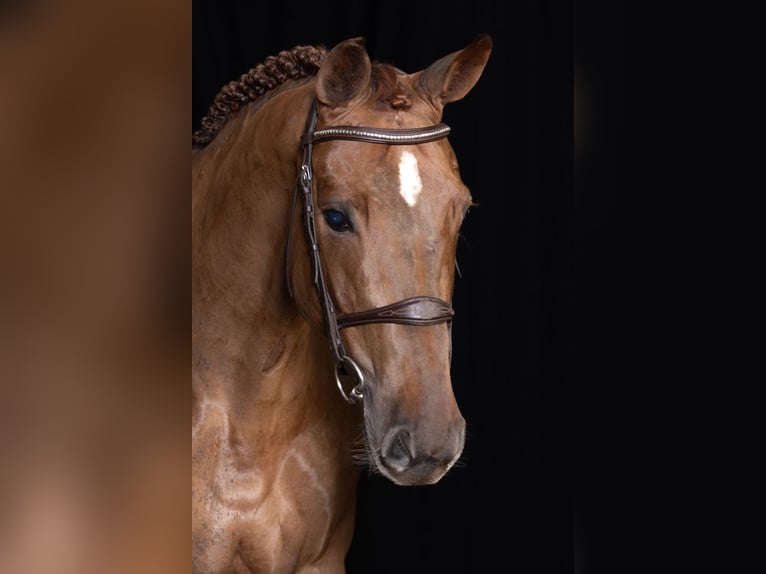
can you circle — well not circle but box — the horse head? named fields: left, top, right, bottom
left=288, top=35, right=492, bottom=486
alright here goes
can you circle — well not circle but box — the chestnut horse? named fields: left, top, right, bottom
left=192, top=34, right=492, bottom=573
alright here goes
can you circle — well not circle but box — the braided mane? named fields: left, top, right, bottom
left=193, top=44, right=327, bottom=147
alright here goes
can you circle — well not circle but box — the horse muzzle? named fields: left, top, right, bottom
left=374, top=417, right=466, bottom=486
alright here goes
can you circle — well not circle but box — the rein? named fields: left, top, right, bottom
left=287, top=100, right=455, bottom=404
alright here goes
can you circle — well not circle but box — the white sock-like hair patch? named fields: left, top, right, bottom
left=398, top=151, right=422, bottom=206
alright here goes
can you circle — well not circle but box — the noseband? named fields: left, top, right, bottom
left=287, top=100, right=455, bottom=404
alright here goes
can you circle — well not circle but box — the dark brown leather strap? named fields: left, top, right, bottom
left=337, top=296, right=454, bottom=329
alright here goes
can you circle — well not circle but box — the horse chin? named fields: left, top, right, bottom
left=377, top=461, right=455, bottom=487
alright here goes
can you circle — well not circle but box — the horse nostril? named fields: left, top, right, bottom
left=381, top=427, right=413, bottom=472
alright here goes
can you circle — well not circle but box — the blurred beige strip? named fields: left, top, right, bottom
left=0, top=2, right=189, bottom=573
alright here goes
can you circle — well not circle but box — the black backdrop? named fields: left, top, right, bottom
left=192, top=2, right=751, bottom=573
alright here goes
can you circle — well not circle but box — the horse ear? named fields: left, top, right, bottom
left=316, top=37, right=372, bottom=108
left=417, top=33, right=493, bottom=107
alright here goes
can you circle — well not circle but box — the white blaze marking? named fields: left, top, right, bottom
left=398, top=151, right=422, bottom=206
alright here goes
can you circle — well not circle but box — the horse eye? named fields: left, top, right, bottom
left=323, top=209, right=352, bottom=232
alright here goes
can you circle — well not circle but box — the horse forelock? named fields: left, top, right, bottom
left=192, top=44, right=328, bottom=147
left=368, top=64, right=415, bottom=111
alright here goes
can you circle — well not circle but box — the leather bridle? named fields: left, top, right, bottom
left=286, top=100, right=455, bottom=404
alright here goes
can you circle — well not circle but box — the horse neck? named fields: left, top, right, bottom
left=192, top=82, right=332, bottom=416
